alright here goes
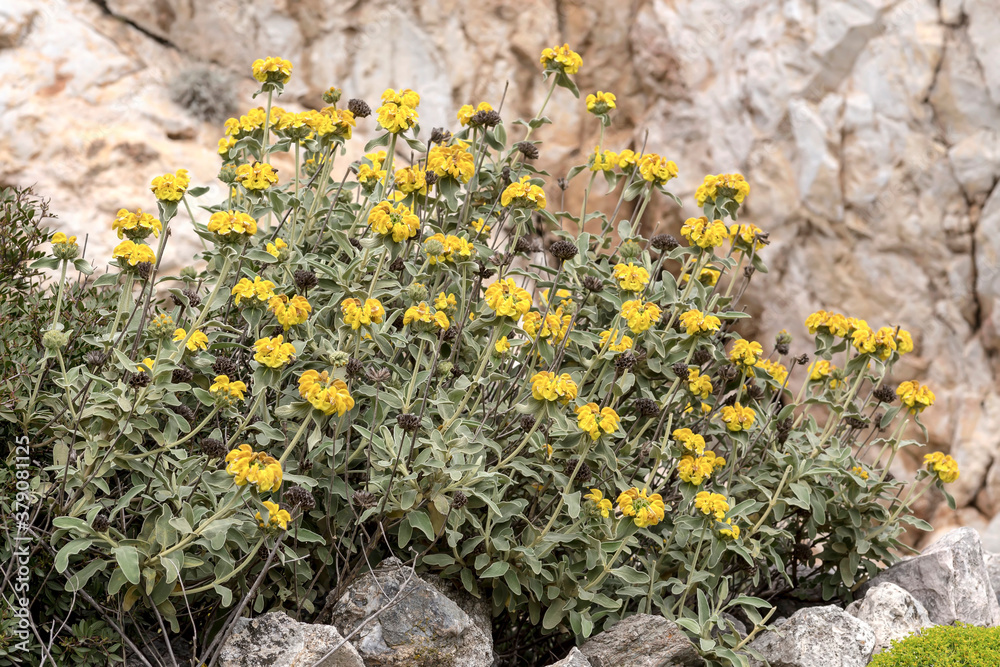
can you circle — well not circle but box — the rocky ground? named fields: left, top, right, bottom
left=3, top=0, right=1000, bottom=543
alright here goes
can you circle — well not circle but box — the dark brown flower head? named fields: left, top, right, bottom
left=794, top=354, right=810, bottom=366
left=173, top=404, right=195, bottom=423
left=172, top=365, right=194, bottom=384
left=719, top=364, right=739, bottom=382
left=583, top=275, right=604, bottom=293
left=345, top=357, right=364, bottom=380
left=294, top=269, right=318, bottom=292
left=451, top=491, right=468, bottom=509
left=671, top=362, right=690, bottom=378
left=519, top=414, right=537, bottom=432
left=366, top=366, right=391, bottom=385
left=515, top=141, right=539, bottom=160
left=442, top=325, right=458, bottom=342
left=284, top=485, right=316, bottom=510
left=347, top=98, right=371, bottom=118
left=776, top=418, right=793, bottom=445
left=793, top=543, right=814, bottom=565
left=349, top=237, right=362, bottom=250
left=557, top=177, right=568, bottom=191
left=743, top=265, right=756, bottom=279
left=746, top=383, right=765, bottom=401
left=389, top=256, right=405, bottom=272
left=213, top=355, right=239, bottom=378
left=843, top=416, right=867, bottom=430
left=650, top=234, right=679, bottom=251
left=775, top=343, right=790, bottom=356
left=692, top=348, right=712, bottom=366
left=514, top=235, right=534, bottom=254
left=549, top=240, right=578, bottom=262
left=615, top=351, right=637, bottom=373
left=92, top=513, right=110, bottom=533
left=470, top=109, right=501, bottom=128
left=564, top=458, right=592, bottom=484
left=127, top=372, right=150, bottom=389
left=874, top=385, right=896, bottom=404
left=84, top=350, right=108, bottom=369
left=424, top=170, right=438, bottom=186
left=397, top=413, right=420, bottom=432
left=429, top=127, right=451, bottom=144
left=200, top=438, right=227, bottom=460
left=353, top=489, right=377, bottom=509
left=501, top=165, right=512, bottom=185
left=136, top=262, right=153, bottom=280
left=634, top=397, right=659, bottom=418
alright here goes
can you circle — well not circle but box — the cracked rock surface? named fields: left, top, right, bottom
left=2, top=0, right=1000, bottom=539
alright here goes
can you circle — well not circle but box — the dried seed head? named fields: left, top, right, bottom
left=520, top=414, right=537, bottom=432
left=470, top=109, right=501, bottom=128
left=430, top=127, right=451, bottom=144
left=353, top=489, right=377, bottom=509
left=346, top=357, right=364, bottom=380
left=172, top=365, right=194, bottom=384
left=515, top=141, right=539, bottom=160
left=633, top=397, right=659, bottom=418
left=719, top=364, right=739, bottom=381
left=615, top=351, right=637, bottom=373
left=515, top=235, right=534, bottom=254
left=84, top=350, right=108, bottom=369
left=284, top=485, right=316, bottom=510
left=200, top=438, right=227, bottom=460
left=451, top=491, right=468, bottom=509
left=127, top=372, right=150, bottom=389
left=775, top=343, right=790, bottom=356
left=671, top=362, right=690, bottom=378
left=650, top=234, right=679, bottom=251
left=136, top=262, right=153, bottom=280
left=557, top=177, right=568, bottom=191
left=442, top=325, right=458, bottom=342
left=183, top=288, right=201, bottom=308
left=389, top=256, right=405, bottom=272
left=173, top=404, right=195, bottom=423
left=874, top=385, right=896, bottom=404
left=347, top=98, right=371, bottom=118
left=843, top=416, right=867, bottom=429
left=794, top=354, right=810, bottom=366
left=583, top=276, right=604, bottom=293
left=691, top=348, right=712, bottom=366
left=549, top=240, right=579, bottom=262
left=793, top=543, right=814, bottom=565
left=366, top=367, right=391, bottom=385
left=294, top=269, right=318, bottom=292
left=746, top=383, right=765, bottom=401
left=397, top=413, right=420, bottom=432
left=92, top=513, right=110, bottom=533
left=212, top=356, right=239, bottom=378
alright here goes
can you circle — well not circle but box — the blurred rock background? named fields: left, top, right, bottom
left=2, top=0, right=999, bottom=545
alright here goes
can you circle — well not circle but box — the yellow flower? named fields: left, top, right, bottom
left=425, top=233, right=476, bottom=264
left=173, top=328, right=208, bottom=352
left=612, top=262, right=650, bottom=292
left=52, top=232, right=77, bottom=245
left=680, top=268, right=721, bottom=287
left=804, top=310, right=855, bottom=338
left=225, top=444, right=282, bottom=492
left=729, top=340, right=763, bottom=367
left=696, top=173, right=750, bottom=208
left=368, top=200, right=420, bottom=242
left=807, top=359, right=838, bottom=385
left=620, top=299, right=662, bottom=334
left=522, top=309, right=571, bottom=344
left=672, top=428, right=705, bottom=455
left=529, top=371, right=578, bottom=404
left=617, top=487, right=666, bottom=528
left=136, top=358, right=155, bottom=372
left=232, top=276, right=277, bottom=306
left=218, top=136, right=236, bottom=155
left=210, top=374, right=247, bottom=402
left=403, top=302, right=450, bottom=330
left=357, top=163, right=387, bottom=187
left=851, top=465, right=869, bottom=481
left=850, top=321, right=878, bottom=355
left=255, top=500, right=291, bottom=530
left=207, top=210, right=258, bottom=240
left=586, top=91, right=616, bottom=114
left=599, top=329, right=633, bottom=353
left=471, top=217, right=492, bottom=236
left=617, top=150, right=637, bottom=171
left=729, top=223, right=766, bottom=251
left=687, top=368, right=714, bottom=399
left=112, top=208, right=162, bottom=240
left=924, top=452, right=959, bottom=483
left=720, top=402, right=755, bottom=432
left=269, top=294, right=312, bottom=330
left=694, top=491, right=730, bottom=521
left=317, top=107, right=356, bottom=139
left=681, top=216, right=728, bottom=249
left=897, top=381, right=935, bottom=414
left=638, top=154, right=678, bottom=185
left=253, top=335, right=296, bottom=368
left=434, top=292, right=457, bottom=312
left=495, top=336, right=511, bottom=354
left=872, top=326, right=899, bottom=360
left=149, top=169, right=190, bottom=202
left=341, top=297, right=385, bottom=330
left=678, top=309, right=721, bottom=336
left=252, top=56, right=293, bottom=84
left=678, top=451, right=726, bottom=486
left=376, top=88, right=420, bottom=133
left=754, top=359, right=788, bottom=385
left=395, top=166, right=428, bottom=195
left=266, top=237, right=288, bottom=259
left=540, top=43, right=583, bottom=75
left=590, top=146, right=619, bottom=172
left=484, top=278, right=532, bottom=319
left=457, top=101, right=493, bottom=126
left=500, top=175, right=547, bottom=210
left=896, top=329, right=914, bottom=354
left=575, top=403, right=620, bottom=440
left=584, top=489, right=614, bottom=518
left=236, top=162, right=279, bottom=190
left=427, top=140, right=475, bottom=183
left=719, top=519, right=740, bottom=539
left=112, top=239, right=156, bottom=267
left=298, top=369, right=355, bottom=416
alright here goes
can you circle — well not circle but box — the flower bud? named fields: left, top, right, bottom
left=619, top=239, right=642, bottom=260
left=322, top=87, right=342, bottom=104
left=42, top=329, right=69, bottom=351
left=405, top=282, right=429, bottom=303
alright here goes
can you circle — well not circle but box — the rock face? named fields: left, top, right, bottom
left=218, top=611, right=365, bottom=667
left=985, top=552, right=1000, bottom=607
left=845, top=582, right=931, bottom=654
left=748, top=605, right=876, bottom=667
left=577, top=614, right=703, bottom=667
left=327, top=557, right=493, bottom=667
left=547, top=647, right=594, bottom=667
left=863, top=526, right=1000, bottom=627
left=4, top=0, right=1000, bottom=536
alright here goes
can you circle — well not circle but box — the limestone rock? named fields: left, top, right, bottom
left=546, top=647, right=593, bottom=667
left=748, top=605, right=876, bottom=667
left=986, top=552, right=1000, bottom=607
left=846, top=582, right=931, bottom=654
left=327, top=557, right=493, bottom=667
left=218, top=611, right=365, bottom=667
left=983, top=513, right=1000, bottom=552
left=864, top=526, right=1000, bottom=626
left=577, top=614, right=703, bottom=667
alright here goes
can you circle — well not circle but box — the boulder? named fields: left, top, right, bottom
left=218, top=611, right=364, bottom=667
left=327, top=557, right=493, bottom=667
left=863, top=527, right=1000, bottom=626
left=577, top=614, right=703, bottom=667
left=546, top=647, right=593, bottom=667
left=986, top=552, right=1000, bottom=608
left=748, top=605, right=876, bottom=667
left=845, top=582, right=932, bottom=653
left=983, top=512, right=1000, bottom=553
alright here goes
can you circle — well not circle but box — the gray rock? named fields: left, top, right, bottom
left=546, top=647, right=593, bottom=667
left=748, top=605, right=875, bottom=667
left=327, top=557, right=493, bottom=667
left=983, top=513, right=1000, bottom=553
left=218, top=611, right=364, bottom=667
left=845, top=583, right=931, bottom=654
left=863, top=527, right=1000, bottom=627
left=986, top=552, right=1000, bottom=608
left=578, top=614, right=703, bottom=667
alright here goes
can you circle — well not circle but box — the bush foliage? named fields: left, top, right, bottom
left=869, top=624, right=1000, bottom=667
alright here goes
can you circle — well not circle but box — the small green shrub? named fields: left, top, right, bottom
left=870, top=624, right=1000, bottom=667
left=169, top=65, right=237, bottom=123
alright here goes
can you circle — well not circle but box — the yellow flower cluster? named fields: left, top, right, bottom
left=485, top=278, right=532, bottom=319
left=113, top=208, right=161, bottom=240
left=924, top=452, right=959, bottom=483
left=613, top=262, right=650, bottom=292
left=435, top=292, right=457, bottom=311
left=112, top=239, right=156, bottom=267
left=457, top=101, right=493, bottom=126
left=729, top=339, right=763, bottom=367
left=529, top=371, right=578, bottom=404
left=851, top=321, right=899, bottom=359
left=808, top=359, right=839, bottom=386
left=269, top=294, right=312, bottom=330
left=681, top=216, right=728, bottom=249
left=395, top=166, right=428, bottom=195
left=377, top=88, right=420, bottom=133
left=719, top=519, right=740, bottom=539
left=729, top=222, right=766, bottom=251
left=695, top=173, right=750, bottom=207
left=575, top=403, right=620, bottom=440
left=210, top=374, right=247, bottom=403
left=150, top=169, right=190, bottom=202
left=804, top=310, right=856, bottom=337
left=501, top=175, right=547, bottom=210
left=694, top=491, right=730, bottom=520
left=494, top=336, right=511, bottom=354
left=680, top=268, right=721, bottom=287
left=232, top=276, right=276, bottom=306
left=672, top=428, right=705, bottom=455
left=755, top=358, right=788, bottom=385
left=253, top=335, right=296, bottom=368
left=523, top=309, right=572, bottom=344
left=266, top=238, right=288, bottom=259
left=540, top=43, right=583, bottom=75
left=586, top=91, right=616, bottom=114
left=687, top=368, right=713, bottom=399
left=403, top=302, right=450, bottom=330
left=341, top=298, right=385, bottom=330
left=256, top=500, right=291, bottom=531
left=590, top=147, right=618, bottom=172
left=252, top=56, right=293, bottom=84
left=173, top=328, right=208, bottom=352
left=425, top=233, right=475, bottom=264
left=679, top=309, right=721, bottom=336
left=617, top=487, right=665, bottom=528
left=584, top=489, right=613, bottom=518
left=638, top=154, right=679, bottom=186
left=225, top=444, right=282, bottom=492
left=52, top=232, right=77, bottom=246
left=368, top=200, right=420, bottom=242
left=851, top=465, right=869, bottom=480
left=720, top=402, right=755, bottom=432
left=236, top=161, right=279, bottom=190
left=599, top=329, right=633, bottom=352
left=621, top=299, right=662, bottom=334
left=208, top=210, right=258, bottom=240
left=299, top=369, right=355, bottom=416
left=678, top=451, right=726, bottom=486
left=427, top=140, right=475, bottom=183
left=897, top=380, right=936, bottom=414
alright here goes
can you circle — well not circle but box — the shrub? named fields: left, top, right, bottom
left=869, top=624, right=1000, bottom=667
left=3, top=47, right=956, bottom=667
left=169, top=65, right=237, bottom=123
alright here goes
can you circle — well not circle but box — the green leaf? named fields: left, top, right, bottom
left=542, top=600, right=566, bottom=629
left=113, top=546, right=141, bottom=585
left=66, top=559, right=107, bottom=592
left=52, top=517, right=92, bottom=533
left=245, top=248, right=278, bottom=264
left=480, top=561, right=510, bottom=578
left=364, top=133, right=392, bottom=151
left=187, top=186, right=210, bottom=197
left=408, top=510, right=435, bottom=541
left=55, top=538, right=93, bottom=572
left=72, top=258, right=95, bottom=275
